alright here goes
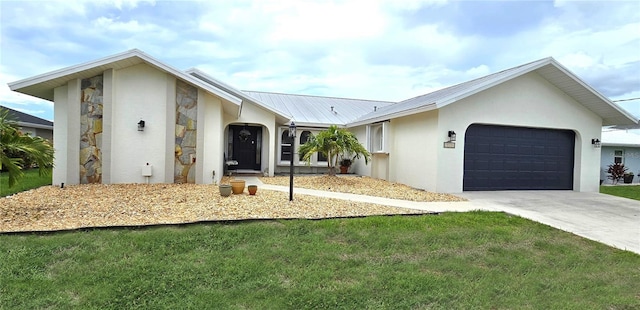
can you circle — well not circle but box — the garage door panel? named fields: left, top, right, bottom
left=464, top=124, right=575, bottom=191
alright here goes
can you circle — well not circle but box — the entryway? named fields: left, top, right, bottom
left=228, top=125, right=262, bottom=171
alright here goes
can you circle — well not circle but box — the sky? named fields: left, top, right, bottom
left=1, top=0, right=639, bottom=122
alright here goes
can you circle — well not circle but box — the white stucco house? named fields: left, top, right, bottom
left=600, top=129, right=640, bottom=184
left=8, top=49, right=638, bottom=193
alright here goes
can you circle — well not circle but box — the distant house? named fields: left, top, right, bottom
left=1, top=105, right=53, bottom=141
left=7, top=49, right=638, bottom=192
left=600, top=129, right=640, bottom=184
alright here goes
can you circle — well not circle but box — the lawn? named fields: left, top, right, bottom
left=0, top=168, right=52, bottom=197
left=1, top=213, right=638, bottom=309
left=600, top=185, right=640, bottom=201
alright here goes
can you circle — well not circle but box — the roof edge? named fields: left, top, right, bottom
left=185, top=68, right=292, bottom=121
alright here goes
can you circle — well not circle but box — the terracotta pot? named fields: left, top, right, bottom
left=230, top=180, right=246, bottom=194
left=219, top=184, right=232, bottom=197
left=248, top=185, right=258, bottom=195
left=340, top=166, right=349, bottom=174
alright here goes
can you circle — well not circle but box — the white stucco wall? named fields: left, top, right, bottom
left=199, top=90, right=225, bottom=184
left=110, top=63, right=170, bottom=184
left=350, top=125, right=372, bottom=176
left=387, top=110, right=439, bottom=191
left=52, top=79, right=82, bottom=186
left=53, top=85, right=69, bottom=186
left=435, top=72, right=602, bottom=193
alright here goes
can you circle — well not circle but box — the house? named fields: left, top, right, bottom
left=600, top=129, right=640, bottom=184
left=1, top=105, right=53, bottom=141
left=8, top=49, right=637, bottom=192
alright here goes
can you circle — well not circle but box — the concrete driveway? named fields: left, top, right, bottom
left=458, top=191, right=640, bottom=255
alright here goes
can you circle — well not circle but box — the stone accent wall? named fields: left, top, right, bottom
left=80, top=76, right=103, bottom=184
left=175, top=80, right=197, bottom=183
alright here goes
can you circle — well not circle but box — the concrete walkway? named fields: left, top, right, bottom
left=233, top=176, right=640, bottom=255
left=233, top=176, right=482, bottom=213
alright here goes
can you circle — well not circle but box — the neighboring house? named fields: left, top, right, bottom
left=0, top=105, right=53, bottom=141
left=7, top=49, right=638, bottom=192
left=600, top=129, right=640, bottom=184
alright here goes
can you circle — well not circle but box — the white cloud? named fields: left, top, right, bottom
left=1, top=0, right=639, bottom=120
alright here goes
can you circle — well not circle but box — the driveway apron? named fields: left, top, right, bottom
left=458, top=191, right=640, bottom=255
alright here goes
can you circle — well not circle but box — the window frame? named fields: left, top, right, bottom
left=367, top=121, right=389, bottom=154
left=279, top=128, right=294, bottom=163
left=614, top=149, right=624, bottom=164
left=278, top=127, right=329, bottom=166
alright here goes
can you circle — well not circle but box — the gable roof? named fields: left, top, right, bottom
left=0, top=105, right=53, bottom=130
left=8, top=49, right=243, bottom=116
left=185, top=68, right=292, bottom=125
left=242, top=91, right=394, bottom=127
left=348, top=57, right=638, bottom=127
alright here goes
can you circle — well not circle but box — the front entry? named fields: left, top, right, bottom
left=229, top=125, right=261, bottom=170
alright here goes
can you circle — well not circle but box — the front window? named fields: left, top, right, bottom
left=367, top=122, right=388, bottom=153
left=281, top=130, right=293, bottom=161
left=614, top=150, right=624, bottom=164
left=299, top=131, right=311, bottom=160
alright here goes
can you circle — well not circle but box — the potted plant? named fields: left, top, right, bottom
left=607, top=163, right=628, bottom=185
left=624, top=172, right=634, bottom=184
left=229, top=179, right=246, bottom=194
left=339, top=158, right=352, bottom=174
left=248, top=184, right=258, bottom=195
left=219, top=183, right=232, bottom=197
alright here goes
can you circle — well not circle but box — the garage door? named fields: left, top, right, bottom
left=463, top=124, right=575, bottom=191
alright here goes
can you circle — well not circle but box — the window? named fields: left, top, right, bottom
left=367, top=122, right=388, bottom=153
left=299, top=131, right=311, bottom=160
left=614, top=150, right=624, bottom=164
left=281, top=130, right=293, bottom=161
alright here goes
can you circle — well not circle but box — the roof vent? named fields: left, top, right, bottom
left=374, top=106, right=377, bottom=112
left=331, top=106, right=337, bottom=114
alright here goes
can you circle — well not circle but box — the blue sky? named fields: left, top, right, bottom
left=1, top=0, right=639, bottom=121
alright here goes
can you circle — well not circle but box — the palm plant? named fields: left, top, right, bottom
left=298, top=125, right=370, bottom=175
left=0, top=108, right=54, bottom=187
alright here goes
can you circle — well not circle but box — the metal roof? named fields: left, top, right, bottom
left=8, top=50, right=636, bottom=128
left=242, top=91, right=394, bottom=127
left=1, top=105, right=53, bottom=129
left=348, top=57, right=638, bottom=127
left=601, top=129, right=640, bottom=147
left=186, top=69, right=292, bottom=124
left=8, top=49, right=242, bottom=116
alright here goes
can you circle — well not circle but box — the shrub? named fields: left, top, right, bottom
left=607, top=163, right=627, bottom=184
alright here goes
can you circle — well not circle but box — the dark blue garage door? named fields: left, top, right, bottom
left=463, top=124, right=575, bottom=191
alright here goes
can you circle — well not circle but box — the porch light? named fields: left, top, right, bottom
left=592, top=138, right=601, bottom=148
left=289, top=120, right=297, bottom=201
left=138, top=120, right=145, bottom=131
left=448, top=130, right=456, bottom=142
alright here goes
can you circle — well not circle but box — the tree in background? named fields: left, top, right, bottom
left=298, top=125, right=370, bottom=176
left=0, top=108, right=54, bottom=187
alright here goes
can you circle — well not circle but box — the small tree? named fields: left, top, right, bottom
left=0, top=108, right=54, bottom=187
left=298, top=125, right=371, bottom=176
left=607, top=163, right=627, bottom=185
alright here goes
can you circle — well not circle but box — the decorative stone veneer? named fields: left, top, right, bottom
left=175, top=80, right=197, bottom=183
left=80, top=76, right=103, bottom=184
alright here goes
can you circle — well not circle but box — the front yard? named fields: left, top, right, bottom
left=2, top=213, right=638, bottom=309
left=600, top=185, right=640, bottom=201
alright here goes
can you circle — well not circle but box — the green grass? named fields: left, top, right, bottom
left=1, top=213, right=638, bottom=309
left=600, top=185, right=640, bottom=201
left=0, top=168, right=52, bottom=197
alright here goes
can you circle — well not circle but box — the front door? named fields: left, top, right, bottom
left=230, top=125, right=261, bottom=170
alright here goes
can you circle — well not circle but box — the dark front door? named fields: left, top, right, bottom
left=463, top=124, right=575, bottom=191
left=230, top=125, right=261, bottom=170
